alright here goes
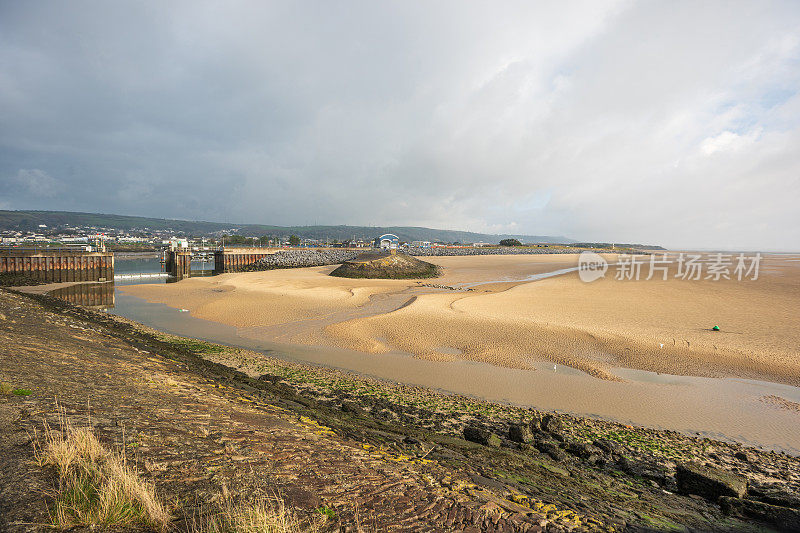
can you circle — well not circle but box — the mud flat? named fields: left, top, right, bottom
left=112, top=253, right=800, bottom=453
left=3, top=288, right=800, bottom=531
left=121, top=253, right=800, bottom=385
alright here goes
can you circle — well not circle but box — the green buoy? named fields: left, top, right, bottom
left=712, top=325, right=720, bottom=331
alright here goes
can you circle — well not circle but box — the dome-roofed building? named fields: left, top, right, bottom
left=374, top=233, right=399, bottom=252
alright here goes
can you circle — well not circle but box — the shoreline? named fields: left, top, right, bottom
left=119, top=253, right=800, bottom=387
left=17, top=284, right=800, bottom=454
left=15, top=252, right=800, bottom=453
left=91, top=285, right=800, bottom=454
left=3, top=287, right=800, bottom=531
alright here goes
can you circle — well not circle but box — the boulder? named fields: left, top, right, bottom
left=529, top=413, right=545, bottom=432
left=536, top=441, right=567, bottom=462
left=541, top=414, right=564, bottom=434
left=593, top=438, right=623, bottom=455
left=508, top=423, right=534, bottom=443
left=618, top=456, right=668, bottom=485
left=720, top=497, right=800, bottom=531
left=464, top=425, right=502, bottom=448
left=676, top=462, right=747, bottom=501
left=340, top=401, right=363, bottom=415
left=566, top=441, right=604, bottom=459
left=733, top=450, right=750, bottom=463
left=748, top=487, right=800, bottom=509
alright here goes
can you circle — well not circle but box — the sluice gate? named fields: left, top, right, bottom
left=0, top=250, right=114, bottom=282
left=164, top=251, right=192, bottom=279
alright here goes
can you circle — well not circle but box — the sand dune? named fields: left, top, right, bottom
left=122, top=253, right=800, bottom=385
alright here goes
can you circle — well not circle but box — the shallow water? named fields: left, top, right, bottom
left=456, top=265, right=582, bottom=288
left=47, top=257, right=800, bottom=455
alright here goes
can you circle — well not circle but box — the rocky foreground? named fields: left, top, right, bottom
left=1, top=289, right=799, bottom=532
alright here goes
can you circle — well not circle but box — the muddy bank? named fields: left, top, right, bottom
left=3, top=288, right=800, bottom=531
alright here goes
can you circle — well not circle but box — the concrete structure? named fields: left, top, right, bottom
left=0, top=249, right=114, bottom=282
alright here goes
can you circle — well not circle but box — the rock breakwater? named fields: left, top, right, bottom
left=408, top=246, right=593, bottom=256
left=243, top=249, right=361, bottom=271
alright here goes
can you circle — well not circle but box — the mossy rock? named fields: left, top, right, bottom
left=464, top=425, right=502, bottom=448
left=676, top=462, right=747, bottom=500
left=329, top=252, right=440, bottom=279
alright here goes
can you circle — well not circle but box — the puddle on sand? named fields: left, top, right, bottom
left=47, top=267, right=800, bottom=456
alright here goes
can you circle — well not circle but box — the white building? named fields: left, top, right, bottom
left=376, top=234, right=399, bottom=251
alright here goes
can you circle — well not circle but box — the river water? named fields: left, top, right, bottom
left=46, top=256, right=800, bottom=455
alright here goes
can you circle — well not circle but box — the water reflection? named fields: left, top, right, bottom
left=49, top=282, right=115, bottom=309
left=166, top=268, right=215, bottom=283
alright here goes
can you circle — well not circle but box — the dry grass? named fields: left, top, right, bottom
left=34, top=413, right=171, bottom=530
left=33, top=408, right=317, bottom=533
left=190, top=496, right=317, bottom=533
left=0, top=381, right=13, bottom=395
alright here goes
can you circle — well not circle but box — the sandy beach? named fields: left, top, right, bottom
left=121, top=253, right=800, bottom=386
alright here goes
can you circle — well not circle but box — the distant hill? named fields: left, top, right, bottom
left=0, top=210, right=576, bottom=244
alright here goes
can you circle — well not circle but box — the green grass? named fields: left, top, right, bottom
left=160, top=336, right=227, bottom=355
left=12, top=388, right=32, bottom=396
left=315, top=505, right=336, bottom=520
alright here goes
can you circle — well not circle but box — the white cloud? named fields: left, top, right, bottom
left=700, top=129, right=762, bottom=155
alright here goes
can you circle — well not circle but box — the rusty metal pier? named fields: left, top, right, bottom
left=164, top=251, right=192, bottom=279
left=213, top=248, right=277, bottom=273
left=0, top=249, right=114, bottom=282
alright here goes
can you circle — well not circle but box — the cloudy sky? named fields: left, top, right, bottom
left=1, top=1, right=798, bottom=249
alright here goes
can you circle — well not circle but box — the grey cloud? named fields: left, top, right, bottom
left=0, top=1, right=798, bottom=249
left=3, top=169, right=64, bottom=198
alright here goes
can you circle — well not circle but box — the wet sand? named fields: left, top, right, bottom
left=121, top=253, right=800, bottom=386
